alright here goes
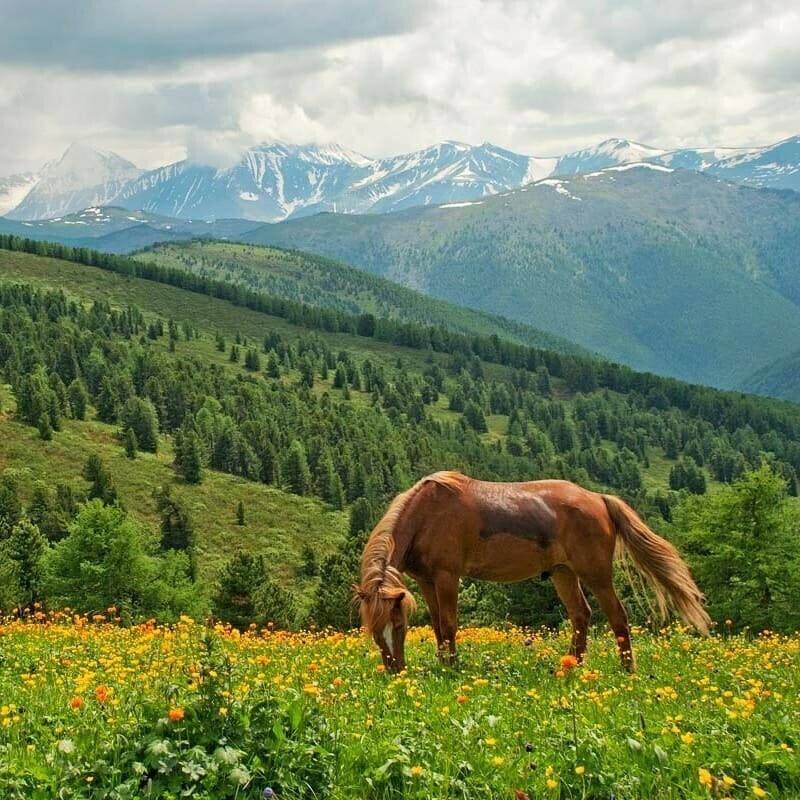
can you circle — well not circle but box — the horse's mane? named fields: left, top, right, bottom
left=357, top=471, right=466, bottom=633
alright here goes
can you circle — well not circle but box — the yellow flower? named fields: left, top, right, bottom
left=752, top=788, right=767, bottom=798
left=546, top=778, right=558, bottom=790
left=491, top=756, right=504, bottom=767
left=575, top=765, right=585, bottom=775
left=410, top=765, right=424, bottom=778
left=698, top=768, right=713, bottom=788
left=681, top=732, right=695, bottom=745
left=485, top=737, right=497, bottom=747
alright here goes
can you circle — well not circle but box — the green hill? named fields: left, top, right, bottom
left=2, top=237, right=800, bottom=627
left=740, top=349, right=800, bottom=402
left=243, top=168, right=800, bottom=389
left=134, top=240, right=587, bottom=354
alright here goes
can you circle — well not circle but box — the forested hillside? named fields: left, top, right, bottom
left=134, top=240, right=586, bottom=354
left=245, top=167, right=800, bottom=389
left=2, top=236, right=800, bottom=633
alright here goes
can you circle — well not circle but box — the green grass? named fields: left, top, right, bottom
left=0, top=618, right=797, bottom=799
left=0, top=394, right=347, bottom=601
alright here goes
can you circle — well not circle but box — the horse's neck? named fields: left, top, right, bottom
left=388, top=505, right=418, bottom=572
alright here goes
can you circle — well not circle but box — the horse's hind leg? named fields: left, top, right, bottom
left=585, top=578, right=635, bottom=672
left=551, top=567, right=591, bottom=662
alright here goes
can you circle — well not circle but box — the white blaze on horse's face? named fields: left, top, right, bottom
left=382, top=624, right=394, bottom=652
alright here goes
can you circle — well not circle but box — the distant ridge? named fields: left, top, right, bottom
left=4, top=134, right=800, bottom=221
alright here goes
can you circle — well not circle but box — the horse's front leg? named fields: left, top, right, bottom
left=434, top=573, right=460, bottom=666
left=416, top=577, right=444, bottom=655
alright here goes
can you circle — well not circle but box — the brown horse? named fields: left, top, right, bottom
left=355, top=471, right=710, bottom=672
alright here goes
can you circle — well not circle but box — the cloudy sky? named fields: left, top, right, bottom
left=1, top=0, right=798, bottom=173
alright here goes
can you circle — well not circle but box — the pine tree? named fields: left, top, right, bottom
left=0, top=475, right=22, bottom=536
left=67, top=379, right=88, bottom=420
left=7, top=520, right=46, bottom=608
left=154, top=485, right=195, bottom=554
left=177, top=428, right=204, bottom=485
left=82, top=454, right=118, bottom=505
left=236, top=500, right=246, bottom=526
left=284, top=440, right=312, bottom=495
left=123, top=427, right=138, bottom=459
left=212, top=552, right=266, bottom=629
left=244, top=349, right=261, bottom=372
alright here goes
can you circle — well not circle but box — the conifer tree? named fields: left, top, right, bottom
left=177, top=428, right=204, bottom=485
left=83, top=454, right=118, bottom=505
left=67, top=378, right=88, bottom=420
left=284, top=440, right=312, bottom=495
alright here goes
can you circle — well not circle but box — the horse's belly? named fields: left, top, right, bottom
left=463, top=536, right=551, bottom=582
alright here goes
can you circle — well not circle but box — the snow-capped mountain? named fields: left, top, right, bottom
left=325, top=141, right=556, bottom=215
left=699, top=135, right=800, bottom=191
left=7, top=143, right=142, bottom=220
left=553, top=138, right=668, bottom=174
left=552, top=137, right=800, bottom=192
left=110, top=141, right=556, bottom=222
left=0, top=172, right=39, bottom=216
left=4, top=135, right=800, bottom=223
left=111, top=143, right=373, bottom=222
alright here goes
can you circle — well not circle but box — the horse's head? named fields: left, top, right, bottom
left=355, top=574, right=416, bottom=672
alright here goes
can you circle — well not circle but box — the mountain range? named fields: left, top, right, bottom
left=243, top=164, right=800, bottom=391
left=3, top=135, right=800, bottom=222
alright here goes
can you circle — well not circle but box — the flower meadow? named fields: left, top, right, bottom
left=0, top=615, right=798, bottom=799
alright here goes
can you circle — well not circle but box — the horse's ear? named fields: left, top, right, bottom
left=352, top=585, right=367, bottom=601
left=397, top=589, right=417, bottom=616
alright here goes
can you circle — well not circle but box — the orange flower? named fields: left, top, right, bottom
left=70, top=696, right=84, bottom=710
left=457, top=695, right=468, bottom=704
left=94, top=685, right=110, bottom=704
left=560, top=654, right=579, bottom=670
left=168, top=707, right=185, bottom=721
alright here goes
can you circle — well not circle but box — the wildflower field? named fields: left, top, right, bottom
left=0, top=616, right=798, bottom=799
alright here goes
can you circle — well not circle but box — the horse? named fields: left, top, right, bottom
left=355, top=471, right=710, bottom=673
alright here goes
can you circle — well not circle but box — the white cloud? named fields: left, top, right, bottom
left=0, top=0, right=798, bottom=175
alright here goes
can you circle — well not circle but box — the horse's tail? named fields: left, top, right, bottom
left=602, top=495, right=711, bottom=636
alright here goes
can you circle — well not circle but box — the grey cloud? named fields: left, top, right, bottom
left=107, top=82, right=243, bottom=131
left=0, top=0, right=428, bottom=71
left=749, top=47, right=800, bottom=92
left=660, top=59, right=721, bottom=88
left=570, top=0, right=782, bottom=59
left=507, top=77, right=596, bottom=115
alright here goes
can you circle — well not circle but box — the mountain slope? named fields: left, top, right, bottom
left=133, top=240, right=587, bottom=354
left=8, top=143, right=142, bottom=220
left=243, top=166, right=800, bottom=388
left=702, top=135, right=800, bottom=192
left=0, top=172, right=39, bottom=216
left=739, top=349, right=800, bottom=402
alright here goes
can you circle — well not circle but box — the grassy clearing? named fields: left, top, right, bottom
left=0, top=411, right=347, bottom=594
